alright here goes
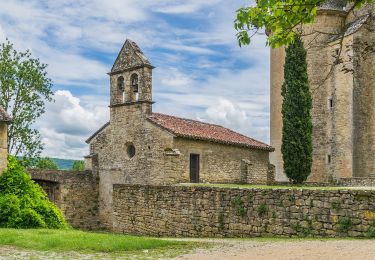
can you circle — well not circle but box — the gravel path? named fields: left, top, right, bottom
left=1, top=239, right=375, bottom=259
left=172, top=239, right=375, bottom=260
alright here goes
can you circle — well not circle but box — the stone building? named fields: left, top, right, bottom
left=270, top=1, right=375, bottom=182
left=0, top=106, right=11, bottom=174
left=85, top=39, right=274, bottom=227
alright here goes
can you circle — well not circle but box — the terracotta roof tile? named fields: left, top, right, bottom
left=0, top=107, right=12, bottom=122
left=147, top=113, right=274, bottom=151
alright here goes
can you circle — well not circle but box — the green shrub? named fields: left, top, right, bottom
left=0, top=194, right=20, bottom=226
left=337, top=217, right=352, bottom=233
left=257, top=203, right=268, bottom=217
left=367, top=221, right=375, bottom=238
left=0, top=156, right=67, bottom=229
left=232, top=196, right=246, bottom=217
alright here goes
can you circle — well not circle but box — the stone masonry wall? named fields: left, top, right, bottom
left=28, top=169, right=100, bottom=230
left=113, top=185, right=375, bottom=238
left=173, top=138, right=271, bottom=184
left=0, top=122, right=7, bottom=175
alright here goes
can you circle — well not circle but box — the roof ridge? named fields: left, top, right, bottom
left=150, top=112, right=223, bottom=128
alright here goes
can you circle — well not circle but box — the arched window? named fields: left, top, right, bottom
left=117, top=76, right=125, bottom=91
left=130, top=74, right=138, bottom=93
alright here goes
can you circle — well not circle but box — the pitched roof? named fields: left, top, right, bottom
left=0, top=107, right=12, bottom=122
left=85, top=122, right=110, bottom=144
left=147, top=113, right=274, bottom=151
left=318, top=0, right=347, bottom=11
left=110, top=39, right=152, bottom=74
left=328, top=14, right=369, bottom=42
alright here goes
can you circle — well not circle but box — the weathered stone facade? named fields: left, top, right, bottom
left=0, top=106, right=11, bottom=175
left=270, top=2, right=375, bottom=182
left=86, top=39, right=274, bottom=228
left=113, top=184, right=375, bottom=238
left=29, top=169, right=100, bottom=230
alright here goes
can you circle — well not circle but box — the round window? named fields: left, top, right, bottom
left=127, top=144, right=136, bottom=158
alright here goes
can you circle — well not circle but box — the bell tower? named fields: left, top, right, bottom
left=108, top=39, right=154, bottom=113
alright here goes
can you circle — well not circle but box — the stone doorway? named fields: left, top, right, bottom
left=189, top=154, right=200, bottom=183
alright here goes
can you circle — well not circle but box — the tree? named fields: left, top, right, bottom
left=33, top=157, right=59, bottom=170
left=234, top=0, right=374, bottom=47
left=72, top=160, right=85, bottom=171
left=281, top=37, right=312, bottom=184
left=0, top=40, right=54, bottom=158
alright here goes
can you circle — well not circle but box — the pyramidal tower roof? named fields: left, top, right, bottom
left=318, top=0, right=347, bottom=11
left=110, top=39, right=153, bottom=75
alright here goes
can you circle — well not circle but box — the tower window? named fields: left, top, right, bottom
left=327, top=154, right=332, bottom=164
left=329, top=98, right=333, bottom=109
left=117, top=76, right=125, bottom=91
left=131, top=74, right=138, bottom=93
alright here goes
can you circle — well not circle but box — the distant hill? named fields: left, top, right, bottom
left=51, top=158, right=77, bottom=170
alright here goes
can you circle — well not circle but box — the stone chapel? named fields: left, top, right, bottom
left=85, top=39, right=274, bottom=226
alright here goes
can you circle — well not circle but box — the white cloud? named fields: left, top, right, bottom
left=37, top=91, right=109, bottom=159
left=198, top=98, right=269, bottom=143
left=0, top=0, right=271, bottom=158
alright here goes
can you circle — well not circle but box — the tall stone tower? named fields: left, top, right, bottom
left=0, top=107, right=11, bottom=174
left=270, top=1, right=375, bottom=182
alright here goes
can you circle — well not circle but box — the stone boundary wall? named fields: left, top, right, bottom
left=338, top=178, right=375, bottom=187
left=113, top=185, right=375, bottom=238
left=28, top=169, right=100, bottom=230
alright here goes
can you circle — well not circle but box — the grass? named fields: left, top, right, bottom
left=0, top=229, right=193, bottom=254
left=178, top=183, right=375, bottom=191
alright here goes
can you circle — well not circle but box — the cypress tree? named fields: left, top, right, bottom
left=281, top=36, right=313, bottom=184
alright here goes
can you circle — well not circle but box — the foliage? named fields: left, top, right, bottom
left=232, top=196, right=246, bottom=217
left=281, top=36, right=312, bottom=184
left=218, top=213, right=225, bottom=231
left=32, top=157, right=59, bottom=170
left=337, top=217, right=353, bottom=233
left=257, top=203, right=268, bottom=217
left=367, top=220, right=375, bottom=238
left=331, top=201, right=341, bottom=211
left=0, top=229, right=193, bottom=253
left=0, top=39, right=54, bottom=158
left=0, top=156, right=67, bottom=229
left=235, top=0, right=375, bottom=47
left=72, top=160, right=85, bottom=171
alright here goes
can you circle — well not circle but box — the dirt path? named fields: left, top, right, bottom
left=1, top=239, right=375, bottom=259
left=172, top=239, right=375, bottom=260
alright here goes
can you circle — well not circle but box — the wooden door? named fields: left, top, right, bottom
left=190, top=154, right=200, bottom=183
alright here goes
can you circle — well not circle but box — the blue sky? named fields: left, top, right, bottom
left=0, top=0, right=270, bottom=159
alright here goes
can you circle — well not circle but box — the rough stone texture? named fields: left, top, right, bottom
left=86, top=39, right=273, bottom=229
left=0, top=122, right=7, bottom=175
left=270, top=4, right=375, bottom=183
left=28, top=169, right=100, bottom=230
left=0, top=106, right=10, bottom=175
left=173, top=138, right=271, bottom=184
left=113, top=185, right=375, bottom=238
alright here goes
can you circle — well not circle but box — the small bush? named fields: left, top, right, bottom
left=257, top=203, right=268, bottom=217
left=367, top=221, right=375, bottom=238
left=0, top=156, right=67, bottom=229
left=337, top=217, right=352, bottom=233
left=232, top=196, right=246, bottom=217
